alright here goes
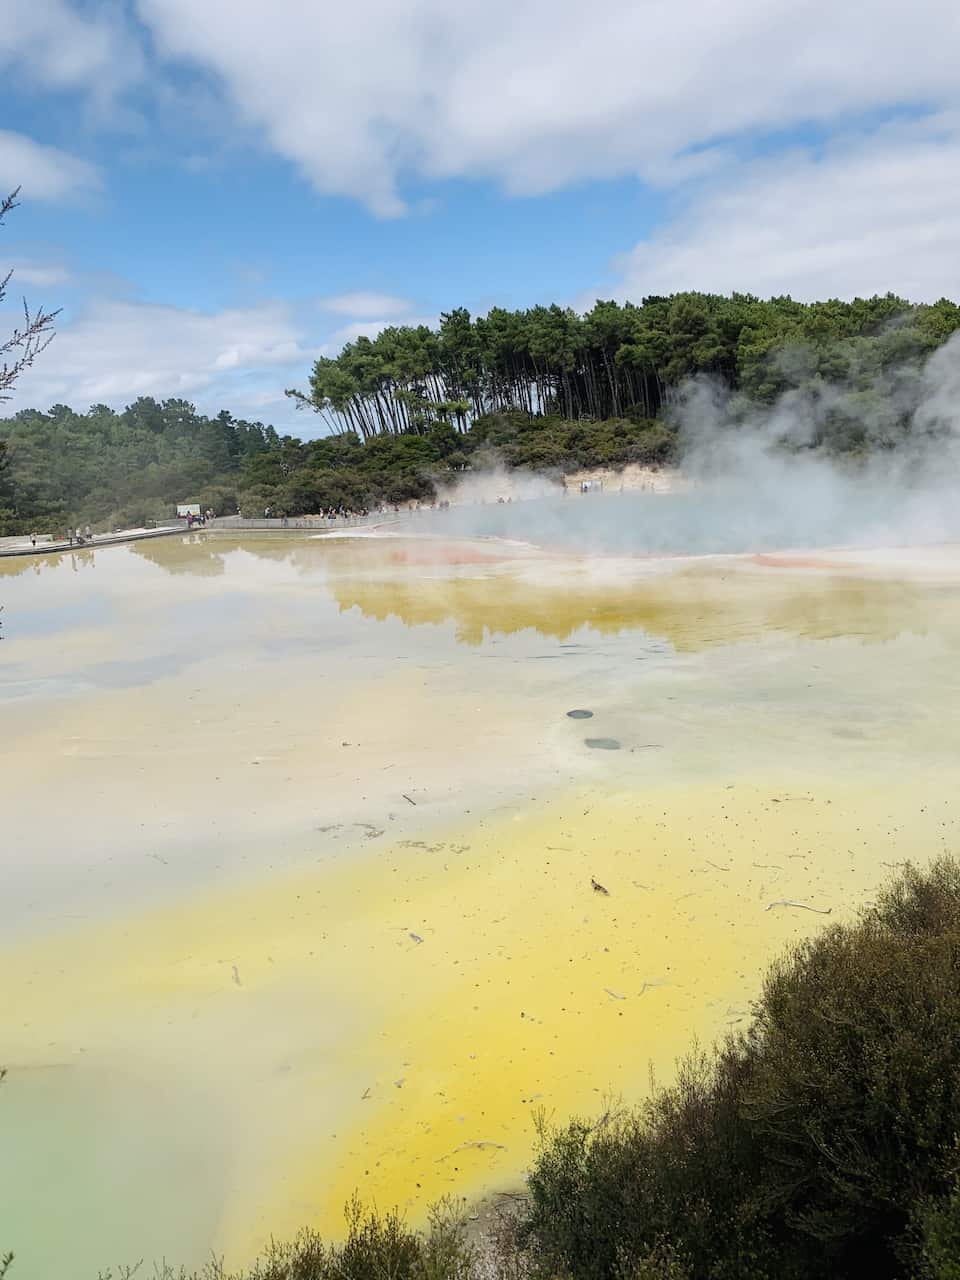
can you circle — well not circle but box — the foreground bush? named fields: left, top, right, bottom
left=0, top=1198, right=477, bottom=1280
left=520, top=857, right=960, bottom=1279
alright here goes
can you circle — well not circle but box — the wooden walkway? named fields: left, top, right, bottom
left=0, top=524, right=188, bottom=558
left=0, top=511, right=402, bottom=558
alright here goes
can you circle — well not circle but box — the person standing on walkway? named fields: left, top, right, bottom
left=30, top=531, right=37, bottom=547
left=84, top=524, right=92, bottom=542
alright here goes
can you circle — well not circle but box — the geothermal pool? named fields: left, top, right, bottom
left=2, top=529, right=960, bottom=1276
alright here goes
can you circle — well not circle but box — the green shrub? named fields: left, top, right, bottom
left=329, top=1196, right=475, bottom=1280
left=917, top=1174, right=960, bottom=1280
left=87, top=1198, right=476, bottom=1280
left=521, top=858, right=960, bottom=1280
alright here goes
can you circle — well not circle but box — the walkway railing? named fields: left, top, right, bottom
left=1, top=512, right=410, bottom=555
left=208, top=513, right=398, bottom=531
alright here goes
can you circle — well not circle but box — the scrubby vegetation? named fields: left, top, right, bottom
left=290, top=295, right=960, bottom=435
left=6, top=858, right=960, bottom=1278
left=521, top=856, right=960, bottom=1280
left=0, top=399, right=670, bottom=534
left=0, top=399, right=281, bottom=534
left=90, top=1199, right=479, bottom=1280
left=2, top=291, right=959, bottom=534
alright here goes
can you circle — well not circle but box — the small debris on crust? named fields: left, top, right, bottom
left=765, top=899, right=831, bottom=915
left=435, top=1141, right=506, bottom=1162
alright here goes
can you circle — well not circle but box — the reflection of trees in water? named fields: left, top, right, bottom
left=1, top=549, right=95, bottom=640
left=129, top=533, right=321, bottom=576
left=226, top=535, right=507, bottom=575
left=129, top=534, right=227, bottom=576
left=326, top=571, right=942, bottom=650
left=0, top=548, right=96, bottom=578
left=1, top=533, right=231, bottom=582
left=2, top=534, right=228, bottom=580
left=7, top=530, right=947, bottom=653
left=158, top=533, right=511, bottom=579
left=196, top=536, right=948, bottom=649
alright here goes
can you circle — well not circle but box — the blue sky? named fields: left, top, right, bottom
left=2, top=0, right=959, bottom=435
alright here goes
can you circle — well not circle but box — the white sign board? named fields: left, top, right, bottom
left=177, top=503, right=201, bottom=517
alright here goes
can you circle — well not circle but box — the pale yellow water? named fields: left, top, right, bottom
left=2, top=533, right=959, bottom=1275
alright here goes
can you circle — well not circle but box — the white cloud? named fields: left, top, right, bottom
left=0, top=0, right=139, bottom=97
left=318, top=291, right=414, bottom=317
left=4, top=297, right=313, bottom=412
left=135, top=0, right=960, bottom=212
left=5, top=1, right=960, bottom=307
left=0, top=130, right=100, bottom=202
left=4, top=1, right=959, bottom=434
left=612, top=116, right=960, bottom=304
left=0, top=289, right=440, bottom=435
left=7, top=262, right=74, bottom=289
left=324, top=315, right=438, bottom=347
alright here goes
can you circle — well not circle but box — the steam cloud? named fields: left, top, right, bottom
left=411, top=330, right=960, bottom=556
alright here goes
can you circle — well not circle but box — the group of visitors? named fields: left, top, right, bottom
left=260, top=505, right=385, bottom=523
left=322, top=506, right=369, bottom=521
left=63, top=524, right=93, bottom=546
left=233, top=499, right=457, bottom=526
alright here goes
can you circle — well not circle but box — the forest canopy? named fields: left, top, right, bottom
left=2, top=291, right=959, bottom=534
left=288, top=292, right=960, bottom=436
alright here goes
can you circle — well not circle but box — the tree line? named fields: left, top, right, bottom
left=289, top=293, right=960, bottom=437
left=3, top=291, right=960, bottom=533
left=0, top=399, right=279, bottom=533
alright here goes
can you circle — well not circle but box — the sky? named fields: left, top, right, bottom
left=1, top=0, right=959, bottom=436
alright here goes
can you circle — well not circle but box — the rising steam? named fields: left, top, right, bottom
left=412, top=330, right=960, bottom=556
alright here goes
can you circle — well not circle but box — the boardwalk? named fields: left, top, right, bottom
left=0, top=524, right=187, bottom=558
left=0, top=510, right=401, bottom=557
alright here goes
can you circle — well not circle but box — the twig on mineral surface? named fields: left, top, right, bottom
left=765, top=900, right=831, bottom=914
left=435, top=1141, right=507, bottom=1162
